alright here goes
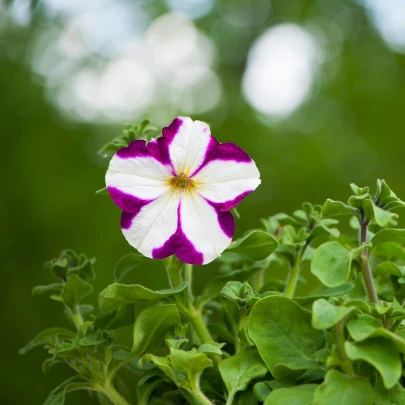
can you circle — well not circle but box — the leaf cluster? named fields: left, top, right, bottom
left=21, top=179, right=405, bottom=405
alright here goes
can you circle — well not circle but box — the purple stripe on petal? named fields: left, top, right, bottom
left=192, top=142, right=252, bottom=177
left=190, top=136, right=218, bottom=177
left=220, top=190, right=253, bottom=212
left=116, top=140, right=149, bottom=159
left=152, top=202, right=204, bottom=265
left=162, top=118, right=183, bottom=144
left=116, top=139, right=170, bottom=166
left=121, top=211, right=137, bottom=230
left=108, top=187, right=154, bottom=214
left=206, top=199, right=236, bottom=238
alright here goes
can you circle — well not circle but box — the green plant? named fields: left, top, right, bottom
left=21, top=120, right=405, bottom=404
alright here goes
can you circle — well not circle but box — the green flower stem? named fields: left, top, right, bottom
left=335, top=319, right=354, bottom=375
left=66, top=305, right=84, bottom=330
left=164, top=255, right=183, bottom=287
left=359, top=219, right=379, bottom=304
left=236, top=308, right=248, bottom=353
left=99, top=383, right=130, bottom=405
left=285, top=242, right=308, bottom=297
left=185, top=263, right=194, bottom=300
left=189, top=377, right=213, bottom=405
left=391, top=319, right=403, bottom=332
left=285, top=261, right=301, bottom=298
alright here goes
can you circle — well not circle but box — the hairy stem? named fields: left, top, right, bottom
left=335, top=319, right=354, bottom=375
left=225, top=390, right=236, bottom=405
left=285, top=243, right=308, bottom=298
left=184, top=263, right=194, bottom=301
left=359, top=219, right=379, bottom=304
left=189, top=375, right=213, bottom=405
left=100, top=383, right=130, bottom=405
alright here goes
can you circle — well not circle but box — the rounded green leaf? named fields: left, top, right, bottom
left=62, top=275, right=92, bottom=310
left=312, top=299, right=357, bottom=330
left=313, top=370, right=373, bottom=405
left=264, top=384, right=317, bottom=405
left=132, top=304, right=180, bottom=357
left=322, top=199, right=359, bottom=217
left=248, top=296, right=325, bottom=380
left=219, top=350, right=267, bottom=400
left=226, top=230, right=278, bottom=261
left=371, top=229, right=405, bottom=250
left=311, top=242, right=351, bottom=287
left=345, top=337, right=401, bottom=389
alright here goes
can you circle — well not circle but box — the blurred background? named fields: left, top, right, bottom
left=2, top=0, right=405, bottom=403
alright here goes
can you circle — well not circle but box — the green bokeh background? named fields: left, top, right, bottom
left=2, top=0, right=405, bottom=403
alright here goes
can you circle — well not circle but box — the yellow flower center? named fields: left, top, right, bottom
left=169, top=173, right=195, bottom=192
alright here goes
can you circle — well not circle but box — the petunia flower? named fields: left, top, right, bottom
left=105, top=117, right=261, bottom=265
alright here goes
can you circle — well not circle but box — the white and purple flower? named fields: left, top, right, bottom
left=106, top=117, right=261, bottom=265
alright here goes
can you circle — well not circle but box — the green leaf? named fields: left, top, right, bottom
left=43, top=377, right=90, bottom=405
left=253, top=381, right=272, bottom=402
left=132, top=304, right=180, bottom=357
left=200, top=266, right=264, bottom=306
left=219, top=350, right=267, bottom=402
left=294, top=283, right=354, bottom=306
left=374, top=382, right=405, bottom=405
left=371, top=229, right=405, bottom=251
left=362, top=199, right=398, bottom=227
left=248, top=296, right=325, bottom=380
left=197, top=343, right=224, bottom=355
left=264, top=384, right=317, bottom=405
left=62, top=275, right=93, bottom=310
left=346, top=315, right=405, bottom=353
left=226, top=230, right=278, bottom=261
left=311, top=242, right=367, bottom=287
left=68, top=260, right=95, bottom=281
left=374, top=261, right=405, bottom=277
left=94, top=304, right=135, bottom=330
left=113, top=253, right=148, bottom=283
left=32, top=283, right=63, bottom=296
left=169, top=348, right=213, bottom=376
left=312, top=370, right=373, bottom=405
left=99, top=282, right=187, bottom=313
left=322, top=199, right=359, bottom=217
left=19, top=328, right=75, bottom=355
left=345, top=337, right=401, bottom=389
left=311, top=299, right=357, bottom=329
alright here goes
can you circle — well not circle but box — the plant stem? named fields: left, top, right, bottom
left=285, top=242, right=310, bottom=298
left=189, top=377, right=213, bottom=405
left=164, top=256, right=183, bottom=287
left=101, top=383, right=131, bottom=405
left=285, top=261, right=301, bottom=298
left=335, top=320, right=354, bottom=375
left=185, top=263, right=194, bottom=301
left=225, top=391, right=236, bottom=405
left=236, top=309, right=248, bottom=353
left=359, top=219, right=379, bottom=304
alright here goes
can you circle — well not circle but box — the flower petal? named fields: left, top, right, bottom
left=121, top=191, right=181, bottom=259
left=162, top=117, right=217, bottom=176
left=106, top=139, right=172, bottom=211
left=192, top=143, right=261, bottom=211
left=179, top=192, right=235, bottom=264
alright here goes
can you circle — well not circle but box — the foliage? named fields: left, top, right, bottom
left=20, top=127, right=405, bottom=404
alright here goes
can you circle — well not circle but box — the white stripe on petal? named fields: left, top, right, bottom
left=122, top=191, right=181, bottom=258
left=180, top=192, right=234, bottom=264
left=106, top=156, right=172, bottom=200
left=168, top=117, right=213, bottom=176
left=193, top=160, right=261, bottom=205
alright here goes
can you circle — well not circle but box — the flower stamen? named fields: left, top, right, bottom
left=169, top=173, right=195, bottom=192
